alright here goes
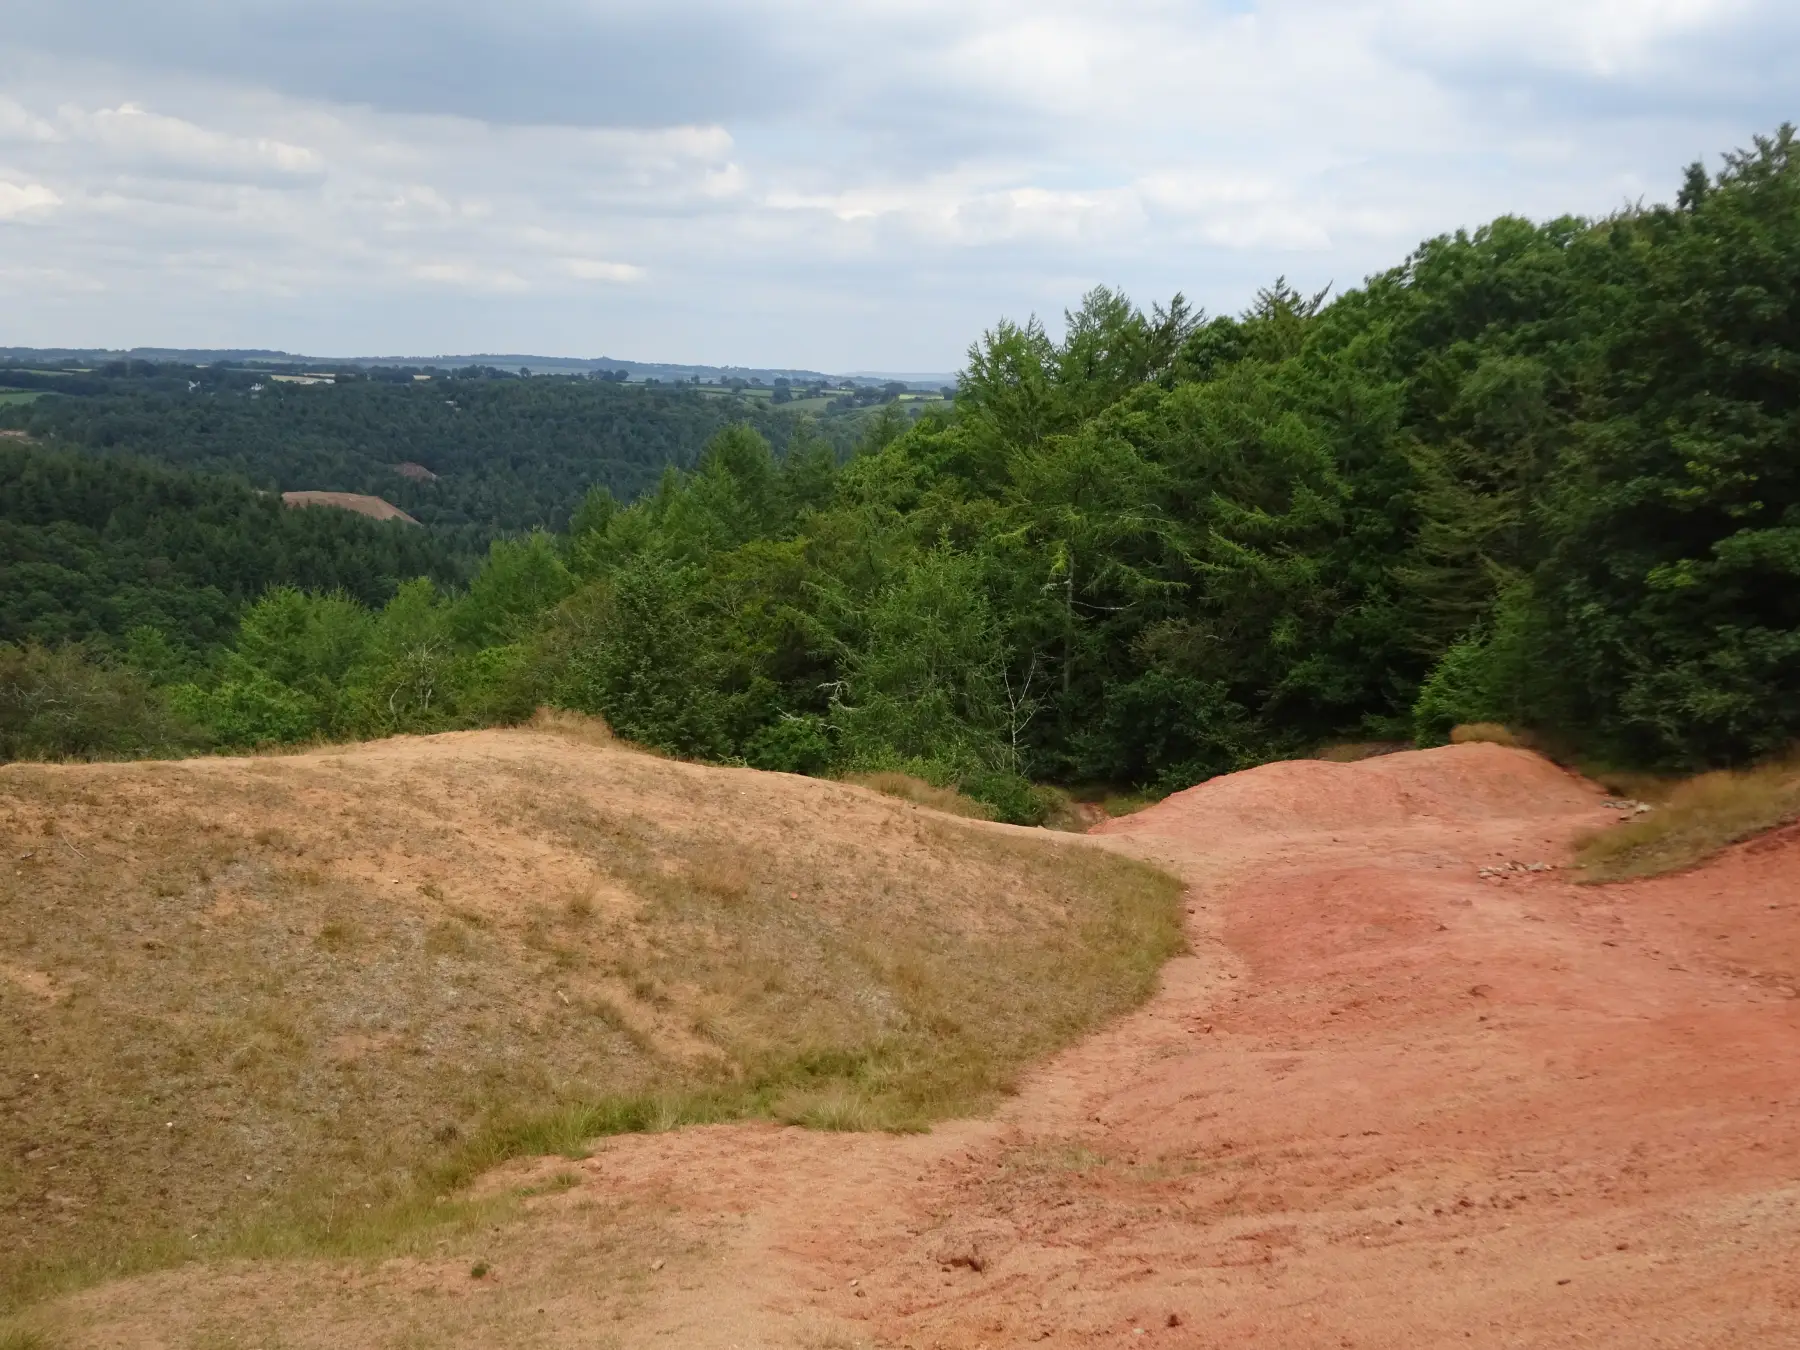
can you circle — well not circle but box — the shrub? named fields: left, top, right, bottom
left=744, top=714, right=834, bottom=776
left=1413, top=634, right=1501, bottom=747
left=959, top=768, right=1052, bottom=826
left=168, top=670, right=319, bottom=750
left=0, top=642, right=201, bottom=763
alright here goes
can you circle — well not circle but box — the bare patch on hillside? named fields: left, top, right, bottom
left=280, top=491, right=419, bottom=523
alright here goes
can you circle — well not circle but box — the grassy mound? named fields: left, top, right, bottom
left=0, top=726, right=1182, bottom=1310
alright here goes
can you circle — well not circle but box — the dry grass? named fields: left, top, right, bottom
left=1575, top=754, right=1800, bottom=882
left=1449, top=723, right=1523, bottom=748
left=1312, top=741, right=1412, bottom=763
left=0, top=729, right=1183, bottom=1312
left=842, top=771, right=995, bottom=820
left=527, top=705, right=615, bottom=746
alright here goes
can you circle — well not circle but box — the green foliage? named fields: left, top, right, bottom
left=0, top=643, right=201, bottom=762
left=538, top=557, right=743, bottom=758
left=2, top=370, right=854, bottom=549
left=832, top=548, right=1008, bottom=776
left=0, top=444, right=461, bottom=655
left=1412, top=634, right=1500, bottom=747
left=1523, top=127, right=1800, bottom=766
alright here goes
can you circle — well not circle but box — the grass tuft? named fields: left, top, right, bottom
left=1575, top=754, right=1800, bottom=882
left=1449, top=723, right=1523, bottom=748
left=1312, top=740, right=1411, bottom=763
left=528, top=706, right=617, bottom=746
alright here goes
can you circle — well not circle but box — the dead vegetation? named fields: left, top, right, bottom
left=0, top=727, right=1183, bottom=1312
left=1450, top=722, right=1524, bottom=749
left=1575, top=752, right=1800, bottom=881
left=1311, top=740, right=1412, bottom=763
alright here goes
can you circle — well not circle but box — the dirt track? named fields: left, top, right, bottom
left=47, top=742, right=1800, bottom=1346
left=536, top=743, right=1800, bottom=1347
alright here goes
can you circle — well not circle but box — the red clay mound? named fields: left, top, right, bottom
left=1098, top=741, right=1603, bottom=841
left=1608, top=818, right=1800, bottom=1000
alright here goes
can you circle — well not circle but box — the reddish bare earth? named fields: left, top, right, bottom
left=40, top=743, right=1800, bottom=1347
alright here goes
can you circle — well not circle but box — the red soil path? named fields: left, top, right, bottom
left=570, top=742, right=1800, bottom=1347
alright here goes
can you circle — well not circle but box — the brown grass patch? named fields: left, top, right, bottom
left=1575, top=754, right=1800, bottom=882
left=1449, top=723, right=1523, bottom=749
left=0, top=729, right=1182, bottom=1311
left=528, top=706, right=615, bottom=746
left=1312, top=740, right=1412, bottom=763
left=842, top=771, right=995, bottom=820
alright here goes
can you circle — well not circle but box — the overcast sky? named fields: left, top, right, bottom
left=1, top=1, right=1794, bottom=371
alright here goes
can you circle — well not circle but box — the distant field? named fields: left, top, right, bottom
left=0, top=391, right=43, bottom=406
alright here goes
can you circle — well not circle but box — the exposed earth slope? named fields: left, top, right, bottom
left=11, top=741, right=1800, bottom=1348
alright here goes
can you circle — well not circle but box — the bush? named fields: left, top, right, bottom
left=1413, top=633, right=1501, bottom=747
left=958, top=768, right=1052, bottom=826
left=0, top=642, right=202, bottom=762
left=744, top=714, right=834, bottom=776
left=167, top=670, right=319, bottom=750
left=536, top=562, right=742, bottom=759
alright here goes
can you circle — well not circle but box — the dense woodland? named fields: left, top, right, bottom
left=4, top=128, right=1796, bottom=807
left=0, top=369, right=852, bottom=546
left=0, top=445, right=463, bottom=651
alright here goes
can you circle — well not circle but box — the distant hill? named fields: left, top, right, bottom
left=0, top=346, right=956, bottom=391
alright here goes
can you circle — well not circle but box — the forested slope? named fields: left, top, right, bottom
left=0, top=445, right=464, bottom=653
left=0, top=371, right=842, bottom=545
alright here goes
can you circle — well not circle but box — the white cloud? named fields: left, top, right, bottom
left=409, top=262, right=530, bottom=292
left=0, top=1, right=1793, bottom=367
left=564, top=258, right=645, bottom=283
left=0, top=181, right=62, bottom=219
left=0, top=96, right=60, bottom=143
left=68, top=102, right=323, bottom=177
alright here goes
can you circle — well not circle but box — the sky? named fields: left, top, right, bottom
left=1, top=1, right=1795, bottom=372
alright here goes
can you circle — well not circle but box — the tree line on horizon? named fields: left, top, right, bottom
left=3, top=126, right=1796, bottom=810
